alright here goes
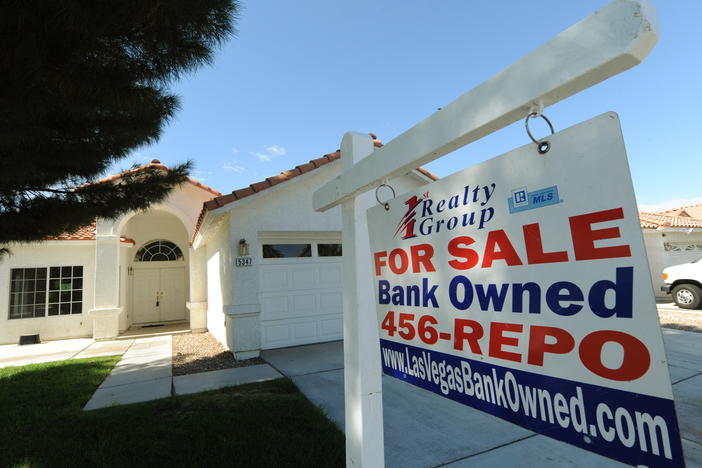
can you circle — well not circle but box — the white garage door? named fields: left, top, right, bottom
left=259, top=239, right=343, bottom=349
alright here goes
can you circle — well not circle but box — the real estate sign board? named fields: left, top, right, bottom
left=366, top=112, right=685, bottom=467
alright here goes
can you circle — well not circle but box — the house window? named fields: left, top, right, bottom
left=317, top=243, right=342, bottom=257
left=8, top=266, right=83, bottom=319
left=134, top=240, right=184, bottom=262
left=9, top=268, right=46, bottom=319
left=262, top=244, right=312, bottom=258
left=48, top=266, right=83, bottom=315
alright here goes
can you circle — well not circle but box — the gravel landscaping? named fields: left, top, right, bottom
left=658, top=309, right=702, bottom=333
left=172, top=332, right=264, bottom=376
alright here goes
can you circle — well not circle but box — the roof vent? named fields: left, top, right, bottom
left=151, top=159, right=161, bottom=164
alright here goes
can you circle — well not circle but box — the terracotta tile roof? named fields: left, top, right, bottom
left=639, top=211, right=702, bottom=229
left=415, top=166, right=439, bottom=181
left=656, top=203, right=702, bottom=219
left=47, top=220, right=97, bottom=241
left=45, top=221, right=135, bottom=243
left=201, top=150, right=342, bottom=213
left=187, top=179, right=222, bottom=197
left=639, top=202, right=702, bottom=229
left=191, top=136, right=440, bottom=244
left=94, top=159, right=222, bottom=196
left=639, top=219, right=660, bottom=230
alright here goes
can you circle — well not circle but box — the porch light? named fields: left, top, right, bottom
left=238, top=238, right=249, bottom=257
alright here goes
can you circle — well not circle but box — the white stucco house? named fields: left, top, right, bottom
left=0, top=139, right=435, bottom=358
left=4, top=137, right=697, bottom=352
left=639, top=205, right=702, bottom=297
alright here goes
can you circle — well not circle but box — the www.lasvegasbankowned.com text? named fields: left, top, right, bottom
left=380, top=339, right=681, bottom=466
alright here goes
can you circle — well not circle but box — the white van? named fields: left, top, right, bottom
left=662, top=259, right=702, bottom=309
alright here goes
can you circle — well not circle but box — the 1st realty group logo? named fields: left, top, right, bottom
left=394, top=184, right=497, bottom=240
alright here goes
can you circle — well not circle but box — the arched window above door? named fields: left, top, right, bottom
left=134, top=240, right=184, bottom=262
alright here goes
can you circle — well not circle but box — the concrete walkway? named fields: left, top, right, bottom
left=0, top=338, right=133, bottom=368
left=263, top=329, right=702, bottom=468
left=83, top=335, right=282, bottom=410
left=83, top=335, right=173, bottom=410
left=0, top=335, right=282, bottom=410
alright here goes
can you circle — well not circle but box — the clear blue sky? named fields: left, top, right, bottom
left=117, top=1, right=701, bottom=212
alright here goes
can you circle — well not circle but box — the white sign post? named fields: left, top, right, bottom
left=313, top=1, right=659, bottom=466
left=368, top=113, right=684, bottom=467
left=340, top=132, right=385, bottom=467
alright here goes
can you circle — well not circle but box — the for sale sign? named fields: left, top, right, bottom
left=366, top=113, right=685, bottom=467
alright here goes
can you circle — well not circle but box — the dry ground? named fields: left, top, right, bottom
left=172, top=332, right=264, bottom=376
left=658, top=308, right=702, bottom=333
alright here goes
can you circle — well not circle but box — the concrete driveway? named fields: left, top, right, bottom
left=263, top=328, right=702, bottom=468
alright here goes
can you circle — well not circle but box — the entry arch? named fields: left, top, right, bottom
left=122, top=210, right=190, bottom=325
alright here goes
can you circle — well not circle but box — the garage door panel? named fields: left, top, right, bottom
left=319, top=317, right=342, bottom=337
left=261, top=269, right=289, bottom=290
left=318, top=265, right=342, bottom=287
left=262, top=318, right=335, bottom=348
left=260, top=296, right=289, bottom=321
left=262, top=295, right=330, bottom=321
left=263, top=323, right=290, bottom=346
left=293, top=321, right=317, bottom=340
left=319, top=291, right=342, bottom=313
left=292, top=294, right=316, bottom=315
left=291, top=268, right=316, bottom=289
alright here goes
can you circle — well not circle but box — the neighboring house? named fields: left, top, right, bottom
left=639, top=204, right=702, bottom=296
left=0, top=141, right=435, bottom=357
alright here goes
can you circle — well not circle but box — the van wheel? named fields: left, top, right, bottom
left=671, top=284, right=702, bottom=309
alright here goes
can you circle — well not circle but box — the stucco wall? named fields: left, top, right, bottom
left=100, top=183, right=213, bottom=239
left=161, top=183, right=215, bottom=235
left=642, top=230, right=665, bottom=297
left=0, top=243, right=96, bottom=344
left=204, top=214, right=231, bottom=347
left=118, top=244, right=133, bottom=332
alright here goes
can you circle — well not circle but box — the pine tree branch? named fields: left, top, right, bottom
left=0, top=1, right=238, bottom=244
left=0, top=187, right=75, bottom=195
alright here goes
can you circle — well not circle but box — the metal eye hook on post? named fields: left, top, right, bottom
left=525, top=112, right=555, bottom=154
left=375, top=182, right=396, bottom=211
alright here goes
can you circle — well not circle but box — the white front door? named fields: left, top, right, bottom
left=133, top=269, right=160, bottom=323
left=132, top=266, right=186, bottom=324
left=160, top=268, right=186, bottom=321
